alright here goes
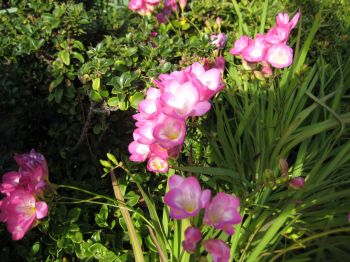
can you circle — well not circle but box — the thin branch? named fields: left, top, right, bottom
left=147, top=225, right=167, bottom=262
left=110, top=170, right=145, bottom=262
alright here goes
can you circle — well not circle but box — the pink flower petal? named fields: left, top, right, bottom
left=265, top=43, right=293, bottom=68
left=147, top=156, right=169, bottom=173
left=230, top=35, right=251, bottom=55
left=35, top=201, right=48, bottom=219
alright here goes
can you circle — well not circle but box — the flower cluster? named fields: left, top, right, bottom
left=0, top=150, right=49, bottom=240
left=128, top=0, right=187, bottom=20
left=164, top=175, right=241, bottom=261
left=128, top=0, right=160, bottom=16
left=128, top=62, right=224, bottom=173
left=156, top=0, right=187, bottom=23
left=230, top=12, right=300, bottom=75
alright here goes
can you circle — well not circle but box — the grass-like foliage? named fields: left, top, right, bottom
left=0, top=0, right=349, bottom=261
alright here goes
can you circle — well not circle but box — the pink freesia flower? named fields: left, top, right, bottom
left=204, top=239, right=230, bottom=262
left=161, top=81, right=200, bottom=117
left=182, top=226, right=202, bottom=253
left=153, top=113, right=186, bottom=148
left=276, top=12, right=300, bottom=31
left=265, top=43, right=293, bottom=68
left=290, top=177, right=305, bottom=189
left=147, top=156, right=169, bottom=173
left=0, top=189, right=48, bottom=240
left=265, top=12, right=300, bottom=45
left=230, top=36, right=252, bottom=55
left=204, top=192, right=241, bottom=235
left=187, top=62, right=224, bottom=101
left=241, top=34, right=268, bottom=63
left=0, top=171, right=21, bottom=196
left=128, top=141, right=150, bottom=162
left=210, top=33, right=227, bottom=49
left=128, top=0, right=160, bottom=16
left=1, top=150, right=48, bottom=195
left=14, top=149, right=48, bottom=175
left=164, top=175, right=211, bottom=219
left=164, top=0, right=177, bottom=12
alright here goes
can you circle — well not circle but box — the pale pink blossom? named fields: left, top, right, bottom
left=241, top=34, right=268, bottom=63
left=265, top=43, right=293, bottom=68
left=164, top=175, right=211, bottom=219
left=161, top=81, right=200, bottom=117
left=128, top=0, right=160, bottom=16
left=230, top=36, right=252, bottom=55
left=128, top=141, right=150, bottom=162
left=204, top=239, right=230, bottom=262
left=153, top=113, right=186, bottom=148
left=147, top=156, right=169, bottom=173
left=204, top=192, right=241, bottom=235
left=0, top=189, right=48, bottom=240
left=182, top=227, right=202, bottom=253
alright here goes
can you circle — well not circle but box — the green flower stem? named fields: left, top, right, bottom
left=56, top=195, right=155, bottom=229
left=110, top=170, right=145, bottom=262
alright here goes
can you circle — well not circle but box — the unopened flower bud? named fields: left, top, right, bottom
left=290, top=177, right=305, bottom=189
left=216, top=17, right=222, bottom=27
left=279, top=158, right=289, bottom=176
left=179, top=0, right=187, bottom=10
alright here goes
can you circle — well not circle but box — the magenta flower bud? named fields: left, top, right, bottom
left=0, top=189, right=48, bottom=240
left=348, top=212, right=350, bottom=222
left=204, top=192, right=242, bottom=235
left=204, top=239, right=230, bottom=262
left=164, top=0, right=177, bottom=12
left=290, top=177, right=305, bottom=189
left=182, top=226, right=202, bottom=253
left=14, top=149, right=48, bottom=175
left=164, top=175, right=211, bottom=219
